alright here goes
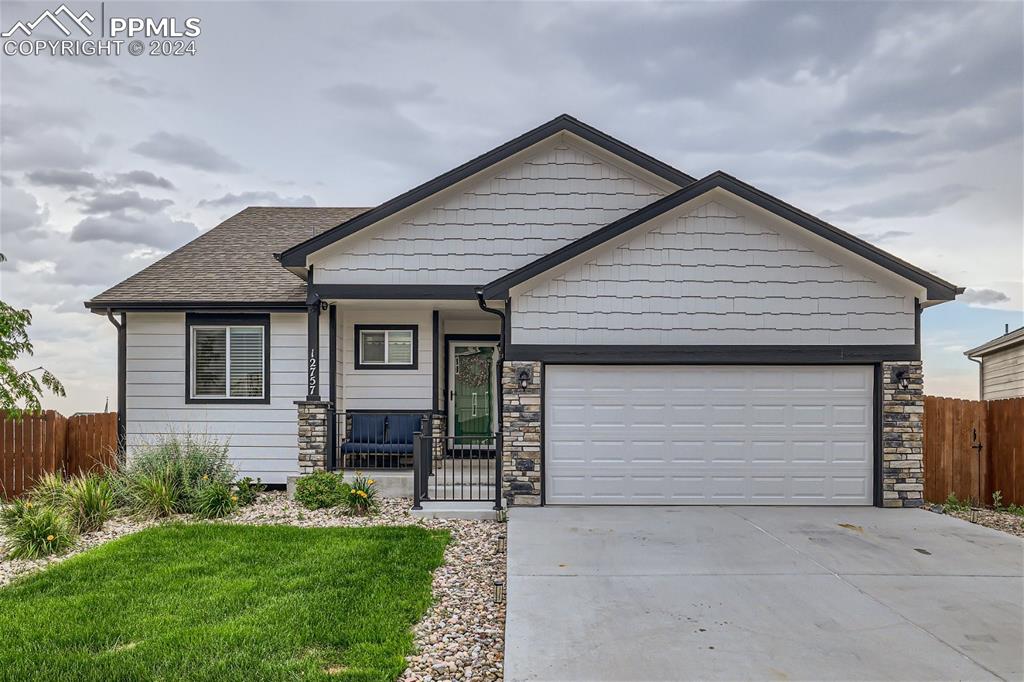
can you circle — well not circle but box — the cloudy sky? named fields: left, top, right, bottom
left=1, top=0, right=1021, bottom=414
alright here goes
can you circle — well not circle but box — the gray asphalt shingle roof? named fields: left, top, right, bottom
left=86, top=207, right=369, bottom=309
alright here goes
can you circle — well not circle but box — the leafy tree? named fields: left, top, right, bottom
left=0, top=253, right=65, bottom=419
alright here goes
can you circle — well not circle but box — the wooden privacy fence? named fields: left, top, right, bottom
left=924, top=396, right=1024, bottom=505
left=0, top=411, right=119, bottom=499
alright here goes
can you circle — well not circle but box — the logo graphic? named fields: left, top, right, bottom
left=2, top=4, right=95, bottom=38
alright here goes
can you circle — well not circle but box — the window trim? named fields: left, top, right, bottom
left=354, top=324, right=419, bottom=370
left=185, top=313, right=271, bottom=404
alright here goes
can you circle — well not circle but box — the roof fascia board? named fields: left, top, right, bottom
left=308, top=284, right=479, bottom=302
left=278, top=115, right=695, bottom=267
left=84, top=301, right=308, bottom=314
left=483, top=173, right=960, bottom=301
left=966, top=328, right=1024, bottom=357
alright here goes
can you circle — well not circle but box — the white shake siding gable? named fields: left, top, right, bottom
left=510, top=200, right=918, bottom=346
left=125, top=312, right=329, bottom=483
left=310, top=136, right=672, bottom=284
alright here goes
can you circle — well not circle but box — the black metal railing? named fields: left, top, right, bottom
left=335, top=412, right=431, bottom=470
left=413, top=432, right=502, bottom=510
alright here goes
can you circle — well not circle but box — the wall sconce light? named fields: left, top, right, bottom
left=493, top=580, right=505, bottom=604
left=893, top=367, right=910, bottom=391
left=517, top=367, right=531, bottom=390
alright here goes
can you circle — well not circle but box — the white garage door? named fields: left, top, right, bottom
left=545, top=365, right=874, bottom=505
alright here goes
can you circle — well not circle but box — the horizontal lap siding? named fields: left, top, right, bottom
left=512, top=201, right=916, bottom=346
left=340, top=309, right=433, bottom=411
left=126, top=312, right=329, bottom=483
left=313, top=139, right=667, bottom=284
left=981, top=346, right=1024, bottom=399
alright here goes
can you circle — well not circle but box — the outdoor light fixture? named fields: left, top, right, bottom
left=497, top=534, right=507, bottom=553
left=893, top=367, right=910, bottom=391
left=517, top=367, right=531, bottom=390
left=494, top=580, right=505, bottom=604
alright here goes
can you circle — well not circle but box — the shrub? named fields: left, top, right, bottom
left=2, top=504, right=76, bottom=559
left=192, top=482, right=238, bottom=519
left=111, top=435, right=235, bottom=516
left=342, top=473, right=378, bottom=516
left=29, top=472, right=70, bottom=509
left=294, top=471, right=346, bottom=510
left=0, top=498, right=31, bottom=532
left=1007, top=503, right=1024, bottom=516
left=992, top=490, right=1004, bottom=511
left=234, top=477, right=265, bottom=507
left=125, top=468, right=179, bottom=519
left=65, top=474, right=114, bottom=533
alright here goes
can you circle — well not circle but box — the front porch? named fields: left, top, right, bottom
left=294, top=299, right=510, bottom=509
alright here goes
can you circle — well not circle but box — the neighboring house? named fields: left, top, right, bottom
left=966, top=326, right=1024, bottom=399
left=85, top=115, right=961, bottom=508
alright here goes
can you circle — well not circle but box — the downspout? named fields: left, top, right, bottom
left=967, top=355, right=984, bottom=400
left=105, top=310, right=127, bottom=459
left=476, top=289, right=506, bottom=510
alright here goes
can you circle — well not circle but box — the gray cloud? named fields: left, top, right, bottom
left=960, top=288, right=1012, bottom=306
left=113, top=170, right=175, bottom=190
left=821, top=184, right=978, bottom=222
left=75, top=190, right=174, bottom=215
left=197, top=190, right=316, bottom=208
left=0, top=103, right=84, bottom=141
left=98, top=76, right=160, bottom=98
left=26, top=169, right=101, bottom=190
left=811, top=129, right=922, bottom=156
left=132, top=132, right=241, bottom=172
left=853, top=230, right=912, bottom=245
left=70, top=211, right=199, bottom=249
left=1, top=184, right=49, bottom=237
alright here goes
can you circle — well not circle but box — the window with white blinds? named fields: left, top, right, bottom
left=357, top=328, right=415, bottom=367
left=191, top=325, right=265, bottom=399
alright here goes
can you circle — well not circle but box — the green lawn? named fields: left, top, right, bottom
left=0, top=524, right=449, bottom=682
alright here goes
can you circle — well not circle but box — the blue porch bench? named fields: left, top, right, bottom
left=339, top=413, right=427, bottom=468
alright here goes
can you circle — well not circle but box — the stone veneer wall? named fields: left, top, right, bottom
left=502, top=361, right=542, bottom=506
left=296, top=400, right=329, bottom=475
left=881, top=360, right=924, bottom=508
left=431, top=413, right=447, bottom=458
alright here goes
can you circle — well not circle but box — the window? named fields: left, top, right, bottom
left=186, top=314, right=270, bottom=403
left=354, top=325, right=418, bottom=369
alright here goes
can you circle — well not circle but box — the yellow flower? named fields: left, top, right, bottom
left=231, top=496, right=238, bottom=502
left=367, top=479, right=375, bottom=486
left=357, top=490, right=368, bottom=498
left=25, top=502, right=32, bottom=508
left=202, top=475, right=208, bottom=481
left=46, top=535, right=55, bottom=542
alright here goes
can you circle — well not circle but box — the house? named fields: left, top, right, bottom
left=85, top=114, right=961, bottom=509
left=966, top=326, right=1024, bottom=399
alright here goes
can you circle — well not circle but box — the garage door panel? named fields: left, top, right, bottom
left=545, top=365, right=874, bottom=505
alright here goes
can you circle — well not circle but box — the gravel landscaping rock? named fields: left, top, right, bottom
left=925, top=504, right=1024, bottom=538
left=1, top=493, right=507, bottom=680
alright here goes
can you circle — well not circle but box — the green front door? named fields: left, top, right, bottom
left=452, top=344, right=494, bottom=444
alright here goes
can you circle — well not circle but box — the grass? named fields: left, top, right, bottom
left=0, top=524, right=449, bottom=682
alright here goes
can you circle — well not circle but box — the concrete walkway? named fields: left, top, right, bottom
left=505, top=506, right=1023, bottom=681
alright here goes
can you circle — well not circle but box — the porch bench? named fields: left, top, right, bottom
left=339, top=413, right=427, bottom=467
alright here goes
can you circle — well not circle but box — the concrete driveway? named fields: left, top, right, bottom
left=505, top=507, right=1023, bottom=682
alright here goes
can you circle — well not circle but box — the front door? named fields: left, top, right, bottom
left=449, top=341, right=497, bottom=445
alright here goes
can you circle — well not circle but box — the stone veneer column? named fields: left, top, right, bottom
left=296, top=400, right=329, bottom=475
left=502, top=361, right=542, bottom=506
left=881, top=361, right=924, bottom=508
